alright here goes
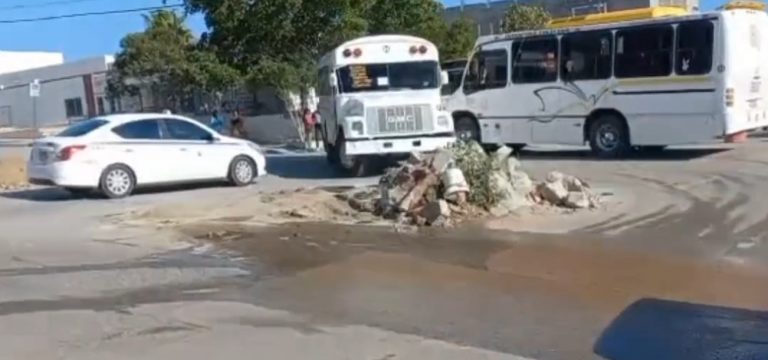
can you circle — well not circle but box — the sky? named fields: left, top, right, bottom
left=0, top=0, right=722, bottom=61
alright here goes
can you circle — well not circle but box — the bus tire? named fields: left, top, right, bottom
left=334, top=130, right=369, bottom=177
left=589, top=113, right=630, bottom=158
left=454, top=116, right=480, bottom=143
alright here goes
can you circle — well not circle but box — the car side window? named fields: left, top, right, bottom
left=112, top=119, right=162, bottom=140
left=164, top=119, right=212, bottom=141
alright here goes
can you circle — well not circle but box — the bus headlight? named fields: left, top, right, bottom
left=351, top=120, right=364, bottom=135
left=437, top=115, right=450, bottom=128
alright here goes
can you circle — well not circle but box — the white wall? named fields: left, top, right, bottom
left=0, top=51, right=64, bottom=75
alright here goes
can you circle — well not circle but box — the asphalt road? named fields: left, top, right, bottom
left=2, top=141, right=768, bottom=359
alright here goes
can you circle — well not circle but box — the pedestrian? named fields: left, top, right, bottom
left=230, top=109, right=248, bottom=139
left=313, top=109, right=322, bottom=149
left=209, top=110, right=224, bottom=133
left=302, top=108, right=316, bottom=148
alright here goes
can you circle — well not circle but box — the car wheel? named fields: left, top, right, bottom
left=229, top=155, right=256, bottom=186
left=454, top=116, right=480, bottom=143
left=589, top=114, right=630, bottom=158
left=99, top=164, right=135, bottom=199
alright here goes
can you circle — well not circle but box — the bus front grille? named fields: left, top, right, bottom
left=365, top=104, right=433, bottom=135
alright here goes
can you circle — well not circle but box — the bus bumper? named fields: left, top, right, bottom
left=344, top=133, right=456, bottom=155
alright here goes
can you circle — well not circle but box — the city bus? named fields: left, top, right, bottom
left=317, top=35, right=454, bottom=176
left=445, top=6, right=768, bottom=157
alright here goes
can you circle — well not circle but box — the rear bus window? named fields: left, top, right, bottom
left=676, top=20, right=714, bottom=76
left=615, top=25, right=674, bottom=78
left=56, top=119, right=108, bottom=137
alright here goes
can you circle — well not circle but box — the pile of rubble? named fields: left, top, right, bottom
left=340, top=142, right=600, bottom=227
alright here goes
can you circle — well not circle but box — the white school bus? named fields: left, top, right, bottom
left=446, top=6, right=768, bottom=157
left=317, top=35, right=454, bottom=176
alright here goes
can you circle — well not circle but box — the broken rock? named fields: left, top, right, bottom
left=430, top=148, right=455, bottom=174
left=420, top=199, right=451, bottom=225
left=491, top=171, right=532, bottom=212
left=563, top=191, right=591, bottom=209
left=537, top=180, right=569, bottom=205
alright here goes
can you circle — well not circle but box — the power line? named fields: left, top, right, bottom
left=0, top=0, right=106, bottom=11
left=0, top=4, right=184, bottom=24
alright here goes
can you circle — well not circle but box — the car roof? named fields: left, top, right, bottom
left=92, top=113, right=194, bottom=126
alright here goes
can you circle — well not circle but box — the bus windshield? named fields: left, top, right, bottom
left=336, top=60, right=439, bottom=93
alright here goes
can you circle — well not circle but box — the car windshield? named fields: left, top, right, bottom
left=336, top=60, right=439, bottom=93
left=56, top=119, right=109, bottom=137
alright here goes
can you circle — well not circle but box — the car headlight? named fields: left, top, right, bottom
left=351, top=120, right=364, bottom=134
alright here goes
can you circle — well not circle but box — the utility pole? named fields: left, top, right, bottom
left=29, top=79, right=40, bottom=130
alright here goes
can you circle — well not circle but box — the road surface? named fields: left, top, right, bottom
left=2, top=141, right=768, bottom=359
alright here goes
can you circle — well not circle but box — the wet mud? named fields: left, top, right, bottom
left=184, top=220, right=768, bottom=360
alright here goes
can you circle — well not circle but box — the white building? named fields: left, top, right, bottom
left=0, top=51, right=64, bottom=75
left=0, top=55, right=114, bottom=128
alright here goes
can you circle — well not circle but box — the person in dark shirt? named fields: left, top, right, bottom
left=230, top=109, right=248, bottom=139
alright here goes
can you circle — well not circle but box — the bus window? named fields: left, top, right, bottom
left=512, top=37, right=559, bottom=84
left=463, top=49, right=508, bottom=94
left=615, top=25, right=674, bottom=78
left=676, top=20, right=714, bottom=76
left=561, top=31, right=613, bottom=81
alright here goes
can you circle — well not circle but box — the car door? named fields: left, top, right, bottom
left=162, top=118, right=231, bottom=180
left=110, top=119, right=173, bottom=184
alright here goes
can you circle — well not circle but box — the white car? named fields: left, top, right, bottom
left=27, top=113, right=267, bottom=198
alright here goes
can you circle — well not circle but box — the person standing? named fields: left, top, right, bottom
left=313, top=109, right=322, bottom=149
left=302, top=108, right=316, bottom=148
left=209, top=110, right=224, bottom=133
left=230, top=109, right=248, bottom=139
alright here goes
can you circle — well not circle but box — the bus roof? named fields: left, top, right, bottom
left=319, top=35, right=438, bottom=69
left=475, top=7, right=730, bottom=47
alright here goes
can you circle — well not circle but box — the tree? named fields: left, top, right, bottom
left=439, top=16, right=476, bottom=61
left=502, top=4, right=551, bottom=33
left=110, top=10, right=240, bottom=111
left=365, top=0, right=446, bottom=43
left=184, top=0, right=370, bottom=103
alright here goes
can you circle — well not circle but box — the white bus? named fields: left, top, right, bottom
left=317, top=35, right=454, bottom=176
left=446, top=6, right=768, bottom=157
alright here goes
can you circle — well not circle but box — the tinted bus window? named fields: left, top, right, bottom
left=561, top=31, right=613, bottom=81
left=676, top=20, right=714, bottom=75
left=615, top=25, right=674, bottom=78
left=512, top=37, right=559, bottom=84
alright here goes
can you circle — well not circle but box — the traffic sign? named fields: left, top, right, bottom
left=29, top=79, right=40, bottom=98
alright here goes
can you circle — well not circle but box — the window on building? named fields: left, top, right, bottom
left=112, top=119, right=162, bottom=140
left=676, top=20, right=714, bottom=75
left=163, top=119, right=212, bottom=141
left=512, top=37, right=559, bottom=84
left=615, top=25, right=674, bottom=78
left=97, top=97, right=106, bottom=115
left=463, top=49, right=508, bottom=94
left=64, top=98, right=84, bottom=118
left=561, top=31, right=613, bottom=81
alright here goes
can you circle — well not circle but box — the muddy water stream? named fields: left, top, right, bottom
left=184, top=222, right=768, bottom=360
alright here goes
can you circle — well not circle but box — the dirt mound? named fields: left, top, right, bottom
left=0, top=156, right=28, bottom=190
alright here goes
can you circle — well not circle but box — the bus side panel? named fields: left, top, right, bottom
left=722, top=10, right=768, bottom=135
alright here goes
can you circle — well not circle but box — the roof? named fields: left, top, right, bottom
left=95, top=113, right=191, bottom=125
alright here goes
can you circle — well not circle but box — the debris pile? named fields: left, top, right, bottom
left=0, top=156, right=28, bottom=191
left=339, top=142, right=600, bottom=227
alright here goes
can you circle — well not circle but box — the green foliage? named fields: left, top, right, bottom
left=184, top=0, right=370, bottom=98
left=439, top=17, right=476, bottom=61
left=110, top=10, right=240, bottom=110
left=366, top=0, right=446, bottom=42
left=502, top=4, right=552, bottom=33
left=451, top=141, right=503, bottom=208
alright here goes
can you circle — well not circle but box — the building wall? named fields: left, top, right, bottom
left=0, top=51, right=64, bottom=75
left=0, top=56, right=113, bottom=128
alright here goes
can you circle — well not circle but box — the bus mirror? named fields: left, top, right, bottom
left=441, top=70, right=449, bottom=85
left=329, top=73, right=338, bottom=87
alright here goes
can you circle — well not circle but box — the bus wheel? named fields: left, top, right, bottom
left=454, top=116, right=480, bottom=143
left=589, top=114, right=630, bottom=158
left=335, top=131, right=368, bottom=177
